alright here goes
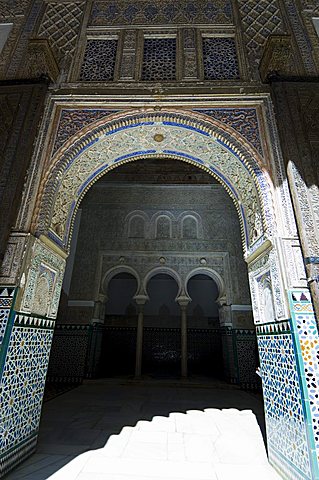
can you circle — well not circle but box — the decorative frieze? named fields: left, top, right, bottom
left=0, top=0, right=30, bottom=18
left=194, top=108, right=262, bottom=155
left=89, top=0, right=233, bottom=26
left=0, top=234, right=28, bottom=286
left=43, top=115, right=264, bottom=251
left=283, top=0, right=317, bottom=75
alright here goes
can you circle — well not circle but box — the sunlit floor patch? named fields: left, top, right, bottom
left=7, top=379, right=281, bottom=480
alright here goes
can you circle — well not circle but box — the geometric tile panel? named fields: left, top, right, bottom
left=0, top=316, right=53, bottom=456
left=0, top=287, right=15, bottom=347
left=257, top=322, right=312, bottom=479
left=79, top=39, right=118, bottom=81
left=142, top=38, right=176, bottom=81
left=203, top=37, right=240, bottom=80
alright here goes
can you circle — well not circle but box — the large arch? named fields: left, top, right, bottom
left=1, top=108, right=319, bottom=480
left=32, top=110, right=276, bottom=256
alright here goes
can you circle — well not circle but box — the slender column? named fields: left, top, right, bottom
left=177, top=296, right=191, bottom=378
left=134, top=295, right=148, bottom=378
left=91, top=295, right=107, bottom=324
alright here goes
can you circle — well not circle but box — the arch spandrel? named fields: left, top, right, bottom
left=34, top=111, right=274, bottom=255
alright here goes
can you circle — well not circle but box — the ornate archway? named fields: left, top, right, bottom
left=1, top=108, right=319, bottom=480
left=33, top=110, right=275, bottom=255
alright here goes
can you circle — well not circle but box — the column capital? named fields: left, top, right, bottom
left=134, top=294, right=149, bottom=306
left=176, top=295, right=191, bottom=308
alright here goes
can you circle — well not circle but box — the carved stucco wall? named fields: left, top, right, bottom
left=0, top=82, right=48, bottom=265
left=271, top=82, right=319, bottom=318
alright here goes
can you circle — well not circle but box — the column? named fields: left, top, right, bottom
left=218, top=305, right=235, bottom=384
left=91, top=295, right=107, bottom=324
left=177, top=296, right=191, bottom=378
left=134, top=295, right=148, bottom=378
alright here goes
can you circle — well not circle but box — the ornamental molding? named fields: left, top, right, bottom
left=21, top=38, right=60, bottom=82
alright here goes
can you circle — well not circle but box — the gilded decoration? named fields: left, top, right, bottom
left=34, top=111, right=270, bottom=255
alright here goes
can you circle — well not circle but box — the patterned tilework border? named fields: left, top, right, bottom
left=193, top=108, right=263, bottom=156
left=0, top=287, right=15, bottom=347
left=257, top=320, right=312, bottom=479
left=0, top=312, right=54, bottom=461
left=14, top=314, right=55, bottom=329
left=52, top=109, right=119, bottom=155
left=289, top=289, right=319, bottom=476
left=284, top=0, right=317, bottom=75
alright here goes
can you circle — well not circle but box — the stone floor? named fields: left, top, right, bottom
left=7, top=378, right=281, bottom=480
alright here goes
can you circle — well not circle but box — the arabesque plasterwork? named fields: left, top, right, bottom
left=15, top=236, right=66, bottom=319
left=34, top=110, right=273, bottom=256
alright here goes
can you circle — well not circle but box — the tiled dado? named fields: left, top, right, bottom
left=257, top=289, right=319, bottom=480
left=289, top=290, right=319, bottom=477
left=0, top=311, right=54, bottom=476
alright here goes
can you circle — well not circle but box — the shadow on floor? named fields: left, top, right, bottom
left=6, top=377, right=268, bottom=480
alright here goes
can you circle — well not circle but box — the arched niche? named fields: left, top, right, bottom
left=185, top=267, right=226, bottom=306
left=181, top=215, right=199, bottom=239
left=143, top=266, right=183, bottom=298
left=106, top=272, right=139, bottom=318
left=101, top=265, right=140, bottom=298
left=155, top=215, right=172, bottom=239
left=125, top=211, right=149, bottom=238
